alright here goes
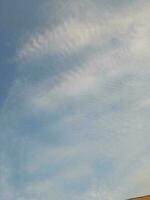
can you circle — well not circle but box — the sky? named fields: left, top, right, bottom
left=0, top=0, right=150, bottom=199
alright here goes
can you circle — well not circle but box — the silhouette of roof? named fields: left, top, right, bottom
left=128, top=195, right=150, bottom=200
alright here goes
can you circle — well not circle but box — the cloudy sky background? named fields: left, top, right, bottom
left=0, top=0, right=150, bottom=199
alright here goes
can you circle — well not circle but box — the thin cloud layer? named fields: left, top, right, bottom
left=1, top=1, right=150, bottom=200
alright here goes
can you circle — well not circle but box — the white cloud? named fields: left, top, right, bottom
left=17, top=1, right=150, bottom=62
left=2, top=1, right=150, bottom=200
left=17, top=18, right=102, bottom=59
left=25, top=55, right=102, bottom=112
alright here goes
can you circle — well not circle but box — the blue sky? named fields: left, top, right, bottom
left=0, top=0, right=150, bottom=199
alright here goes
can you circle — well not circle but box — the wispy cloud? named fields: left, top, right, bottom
left=17, top=19, right=102, bottom=59
left=17, top=1, right=150, bottom=62
left=1, top=1, right=150, bottom=200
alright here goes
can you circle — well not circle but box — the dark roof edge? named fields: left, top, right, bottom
left=128, top=195, right=150, bottom=200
